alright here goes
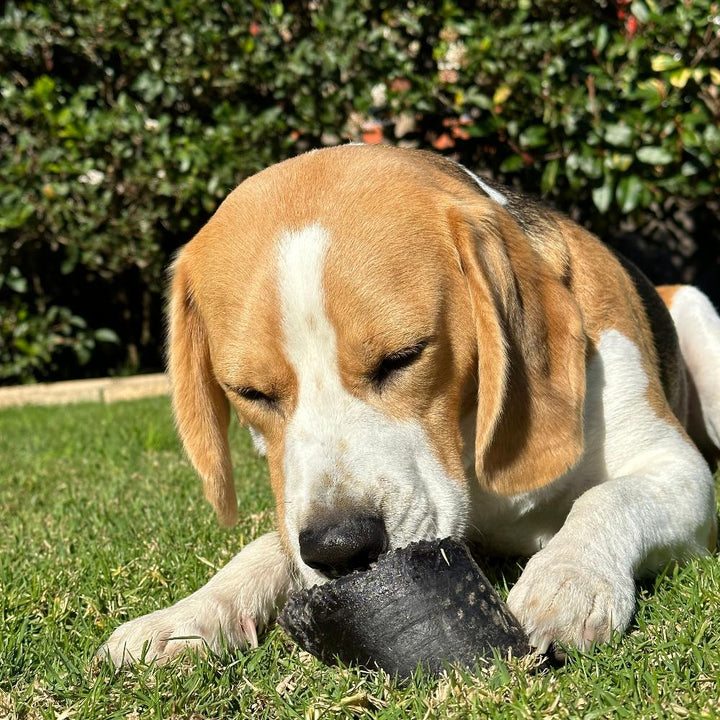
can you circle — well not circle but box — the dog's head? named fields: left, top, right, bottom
left=168, top=145, right=586, bottom=585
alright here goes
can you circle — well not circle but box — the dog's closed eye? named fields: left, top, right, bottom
left=231, top=385, right=279, bottom=408
left=370, top=339, right=430, bottom=389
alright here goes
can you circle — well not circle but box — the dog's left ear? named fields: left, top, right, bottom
left=450, top=198, right=587, bottom=496
left=167, top=250, right=237, bottom=527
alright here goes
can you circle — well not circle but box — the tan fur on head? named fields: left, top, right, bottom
left=451, top=196, right=587, bottom=495
left=168, top=251, right=237, bottom=527
left=166, top=146, right=589, bottom=521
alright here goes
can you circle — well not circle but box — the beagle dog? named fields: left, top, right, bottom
left=100, top=144, right=719, bottom=665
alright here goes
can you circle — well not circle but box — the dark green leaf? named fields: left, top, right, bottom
left=604, top=124, right=634, bottom=148
left=636, top=146, right=673, bottom=165
left=592, top=175, right=615, bottom=213
left=616, top=175, right=644, bottom=213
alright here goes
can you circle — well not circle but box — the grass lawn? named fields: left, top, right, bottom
left=1, top=396, right=719, bottom=719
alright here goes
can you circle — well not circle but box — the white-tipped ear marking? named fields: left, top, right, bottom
left=457, top=163, right=508, bottom=206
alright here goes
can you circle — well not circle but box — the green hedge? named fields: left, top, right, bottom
left=1, top=0, right=718, bottom=383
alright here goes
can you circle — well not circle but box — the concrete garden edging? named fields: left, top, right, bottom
left=0, top=373, right=170, bottom=409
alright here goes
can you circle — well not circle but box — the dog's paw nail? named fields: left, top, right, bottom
left=241, top=616, right=259, bottom=648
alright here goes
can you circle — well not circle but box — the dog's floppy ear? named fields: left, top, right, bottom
left=451, top=199, right=587, bottom=495
left=167, top=251, right=237, bottom=526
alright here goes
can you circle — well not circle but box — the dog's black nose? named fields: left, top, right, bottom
left=299, top=516, right=388, bottom=577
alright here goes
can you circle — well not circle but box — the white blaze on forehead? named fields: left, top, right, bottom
left=277, top=223, right=336, bottom=382
left=275, top=223, right=469, bottom=585
left=276, top=223, right=355, bottom=470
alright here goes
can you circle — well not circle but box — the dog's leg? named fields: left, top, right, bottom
left=507, top=464, right=714, bottom=654
left=507, top=329, right=716, bottom=654
left=98, top=531, right=294, bottom=666
left=658, top=285, right=720, bottom=459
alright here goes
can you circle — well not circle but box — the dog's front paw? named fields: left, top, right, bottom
left=507, top=549, right=635, bottom=656
left=97, top=599, right=258, bottom=667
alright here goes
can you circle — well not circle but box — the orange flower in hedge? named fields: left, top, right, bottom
left=361, top=121, right=383, bottom=144
left=432, top=133, right=455, bottom=150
